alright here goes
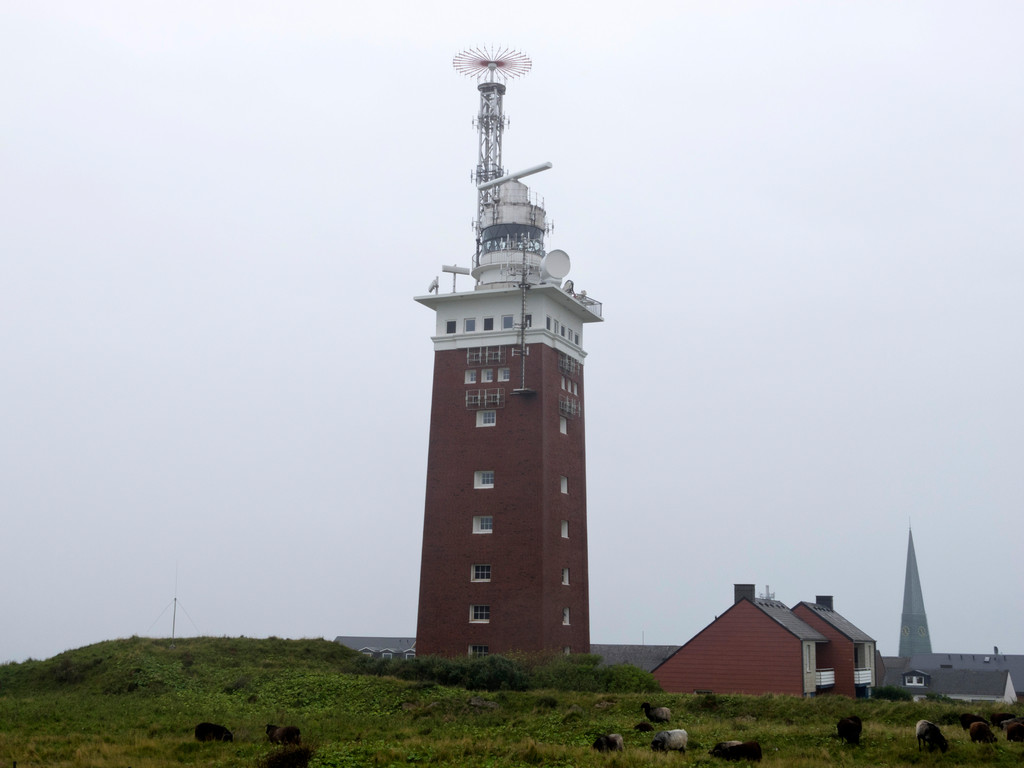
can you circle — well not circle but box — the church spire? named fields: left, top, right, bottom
left=899, top=527, right=932, bottom=655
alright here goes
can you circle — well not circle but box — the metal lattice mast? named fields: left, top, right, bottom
left=453, top=47, right=532, bottom=258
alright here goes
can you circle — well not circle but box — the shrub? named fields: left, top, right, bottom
left=871, top=685, right=913, bottom=701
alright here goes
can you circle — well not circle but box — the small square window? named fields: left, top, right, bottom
left=469, top=645, right=489, bottom=657
left=465, top=318, right=476, bottom=332
left=561, top=568, right=569, bottom=585
left=472, top=564, right=491, bottom=582
left=483, top=317, right=494, bottom=331
left=482, top=369, right=494, bottom=382
left=560, top=476, right=568, bottom=494
left=562, top=607, right=570, bottom=625
left=405, top=652, right=416, bottom=659
left=502, top=315, right=514, bottom=329
left=446, top=320, right=457, bottom=334
left=465, top=370, right=478, bottom=384
left=470, top=604, right=490, bottom=623
left=477, top=410, right=496, bottom=427
left=561, top=520, right=569, bottom=538
left=473, top=515, right=493, bottom=533
left=560, top=417, right=567, bottom=434
left=498, top=367, right=510, bottom=382
left=474, top=470, right=494, bottom=488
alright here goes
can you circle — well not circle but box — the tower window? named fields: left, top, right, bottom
left=546, top=316, right=552, bottom=330
left=469, top=645, right=489, bottom=657
left=560, top=476, right=568, bottom=494
left=483, top=317, right=494, bottom=331
left=562, top=568, right=570, bottom=585
left=472, top=564, right=492, bottom=582
left=473, top=516, right=493, bottom=533
left=470, top=605, right=490, bottom=623
left=446, top=320, right=457, bottom=334
left=474, top=471, right=494, bottom=488
left=498, top=367, right=510, bottom=382
left=502, top=315, right=514, bottom=329
left=560, top=417, right=567, bottom=434
left=524, top=314, right=532, bottom=327
left=562, top=607, right=570, bottom=625
left=482, top=369, right=494, bottom=382
left=465, top=318, right=476, bottom=332
left=465, top=370, right=477, bottom=384
left=476, top=410, right=496, bottom=427
left=561, top=520, right=569, bottom=538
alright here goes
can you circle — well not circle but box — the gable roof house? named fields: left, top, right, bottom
left=653, top=585, right=876, bottom=698
left=334, top=636, right=416, bottom=660
left=882, top=653, right=1020, bottom=703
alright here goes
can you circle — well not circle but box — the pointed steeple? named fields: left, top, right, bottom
left=899, top=528, right=932, bottom=655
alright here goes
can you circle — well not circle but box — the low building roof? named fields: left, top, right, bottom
left=591, top=644, right=680, bottom=673
left=334, top=636, right=416, bottom=654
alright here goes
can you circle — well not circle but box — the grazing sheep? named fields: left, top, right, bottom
left=651, top=729, right=688, bottom=752
left=640, top=701, right=671, bottom=723
left=999, top=716, right=1024, bottom=731
left=837, top=715, right=862, bottom=745
left=592, top=733, right=624, bottom=752
left=266, top=724, right=301, bottom=745
left=969, top=721, right=998, bottom=743
left=1006, top=722, right=1024, bottom=742
left=991, top=712, right=1015, bottom=728
left=194, top=722, right=233, bottom=742
left=916, top=720, right=948, bottom=753
left=710, top=740, right=762, bottom=762
left=633, top=721, right=654, bottom=732
left=960, top=713, right=987, bottom=730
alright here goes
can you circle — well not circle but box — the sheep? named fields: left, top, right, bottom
left=592, top=733, right=624, bottom=752
left=633, top=721, right=654, bottom=732
left=651, top=729, right=688, bottom=752
left=640, top=701, right=671, bottom=723
left=710, top=740, right=762, bottom=762
left=969, top=721, right=997, bottom=743
left=266, top=724, right=301, bottom=745
left=837, top=715, right=862, bottom=745
left=916, top=720, right=948, bottom=753
left=990, top=712, right=1015, bottom=728
left=998, top=716, right=1024, bottom=731
left=194, top=722, right=233, bottom=742
left=1006, top=722, right=1024, bottom=742
left=959, top=713, right=988, bottom=730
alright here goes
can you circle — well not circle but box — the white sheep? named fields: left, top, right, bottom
left=652, top=729, right=688, bottom=752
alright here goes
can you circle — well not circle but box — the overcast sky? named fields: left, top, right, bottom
left=2, top=1, right=1022, bottom=665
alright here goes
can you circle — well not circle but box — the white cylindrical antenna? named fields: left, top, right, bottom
left=477, top=162, right=552, bottom=191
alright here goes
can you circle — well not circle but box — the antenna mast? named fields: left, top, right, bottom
left=452, top=47, right=532, bottom=263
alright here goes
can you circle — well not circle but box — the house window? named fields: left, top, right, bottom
left=482, top=369, right=494, bottom=382
left=561, top=520, right=569, bottom=538
left=502, top=315, right=514, bottom=329
left=465, top=318, right=476, bottom=332
left=561, top=568, right=569, bottom=585
left=483, top=317, right=494, bottom=331
left=469, top=645, right=489, bottom=657
left=472, top=564, right=491, bottom=582
left=446, top=320, right=457, bottom=334
left=498, top=367, right=510, bottom=382
left=474, top=470, right=494, bottom=488
left=560, top=417, right=567, bottom=434
left=905, top=675, right=925, bottom=687
left=405, top=652, right=415, bottom=659
left=560, top=476, right=568, bottom=494
left=382, top=652, right=392, bottom=660
left=473, top=515, right=493, bottom=533
left=563, top=646, right=571, bottom=655
left=465, top=370, right=477, bottom=384
left=562, top=608, right=570, bottom=625
left=477, top=410, right=496, bottom=427
left=470, top=604, right=490, bottom=623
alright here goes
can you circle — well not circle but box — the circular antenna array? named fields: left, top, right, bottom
left=453, top=47, right=532, bottom=82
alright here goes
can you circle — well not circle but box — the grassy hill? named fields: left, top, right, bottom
left=1, top=636, right=1021, bottom=767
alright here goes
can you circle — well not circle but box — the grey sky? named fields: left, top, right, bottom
left=2, top=1, right=1021, bottom=664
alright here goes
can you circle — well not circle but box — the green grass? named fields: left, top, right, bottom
left=1, top=636, right=1021, bottom=767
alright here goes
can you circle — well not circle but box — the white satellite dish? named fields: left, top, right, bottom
left=540, top=249, right=571, bottom=282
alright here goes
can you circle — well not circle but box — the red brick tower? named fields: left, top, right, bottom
left=414, top=49, right=602, bottom=657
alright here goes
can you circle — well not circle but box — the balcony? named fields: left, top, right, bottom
left=815, top=668, right=835, bottom=688
left=854, top=668, right=872, bottom=686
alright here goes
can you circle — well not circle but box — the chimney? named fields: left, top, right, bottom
left=734, top=584, right=756, bottom=604
left=816, top=595, right=834, bottom=610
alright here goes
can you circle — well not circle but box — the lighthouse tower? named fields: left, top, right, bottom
left=413, top=49, right=603, bottom=658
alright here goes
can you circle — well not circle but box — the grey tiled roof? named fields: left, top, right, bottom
left=884, top=653, right=1024, bottom=695
left=795, top=601, right=875, bottom=642
left=591, top=644, right=680, bottom=673
left=752, top=598, right=828, bottom=642
left=334, top=636, right=416, bottom=654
